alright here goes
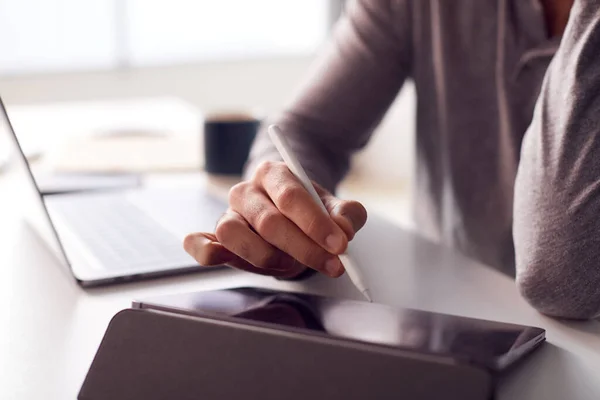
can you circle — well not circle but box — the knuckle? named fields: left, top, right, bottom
left=255, top=210, right=285, bottom=237
left=215, top=216, right=239, bottom=244
left=215, top=217, right=253, bottom=261
left=228, top=182, right=248, bottom=203
left=254, top=160, right=276, bottom=180
left=254, top=160, right=287, bottom=182
left=276, top=185, right=303, bottom=212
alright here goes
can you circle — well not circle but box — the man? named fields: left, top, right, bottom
left=184, top=0, right=600, bottom=319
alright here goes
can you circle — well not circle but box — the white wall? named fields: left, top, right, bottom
left=0, top=57, right=415, bottom=183
left=352, top=82, right=415, bottom=184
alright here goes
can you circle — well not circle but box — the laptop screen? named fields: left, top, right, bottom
left=0, top=98, right=72, bottom=272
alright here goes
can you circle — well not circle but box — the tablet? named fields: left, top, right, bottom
left=133, top=287, right=545, bottom=372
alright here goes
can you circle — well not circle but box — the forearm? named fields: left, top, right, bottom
left=514, top=0, right=600, bottom=319
left=245, top=0, right=412, bottom=192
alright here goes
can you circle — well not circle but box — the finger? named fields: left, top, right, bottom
left=183, top=231, right=305, bottom=278
left=215, top=210, right=298, bottom=272
left=183, top=232, right=235, bottom=266
left=226, top=253, right=306, bottom=278
left=229, top=185, right=345, bottom=277
left=315, top=184, right=368, bottom=241
left=255, top=162, right=348, bottom=255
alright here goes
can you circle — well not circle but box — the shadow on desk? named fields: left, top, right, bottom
left=557, top=319, right=600, bottom=335
left=498, top=342, right=598, bottom=399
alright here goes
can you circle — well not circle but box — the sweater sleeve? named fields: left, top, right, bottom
left=244, top=0, right=412, bottom=192
left=513, top=0, right=600, bottom=319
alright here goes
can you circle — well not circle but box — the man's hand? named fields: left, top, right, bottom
left=183, top=161, right=368, bottom=279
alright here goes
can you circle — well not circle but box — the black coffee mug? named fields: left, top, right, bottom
left=203, top=113, right=260, bottom=176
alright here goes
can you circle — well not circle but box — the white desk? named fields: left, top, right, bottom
left=1, top=173, right=600, bottom=399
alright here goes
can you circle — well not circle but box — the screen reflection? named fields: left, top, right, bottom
left=142, top=287, right=544, bottom=368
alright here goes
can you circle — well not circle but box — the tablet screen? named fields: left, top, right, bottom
left=135, top=287, right=545, bottom=370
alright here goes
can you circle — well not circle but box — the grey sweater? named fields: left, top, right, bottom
left=246, top=0, right=600, bottom=319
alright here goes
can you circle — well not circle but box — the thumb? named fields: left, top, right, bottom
left=313, top=182, right=368, bottom=240
left=327, top=198, right=368, bottom=240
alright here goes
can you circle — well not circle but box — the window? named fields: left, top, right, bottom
left=126, top=0, right=328, bottom=67
left=0, top=0, right=116, bottom=74
left=0, top=0, right=330, bottom=76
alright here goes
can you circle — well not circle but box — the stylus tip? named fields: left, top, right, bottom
left=362, top=289, right=372, bottom=302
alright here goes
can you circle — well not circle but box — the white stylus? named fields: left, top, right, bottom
left=268, top=124, right=372, bottom=302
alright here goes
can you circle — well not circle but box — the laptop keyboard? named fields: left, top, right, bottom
left=48, top=197, right=197, bottom=271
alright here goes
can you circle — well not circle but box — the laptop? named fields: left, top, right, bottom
left=1, top=97, right=228, bottom=286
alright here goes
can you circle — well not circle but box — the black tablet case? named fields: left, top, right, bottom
left=79, top=308, right=494, bottom=400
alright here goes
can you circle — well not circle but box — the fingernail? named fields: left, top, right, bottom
left=325, top=257, right=343, bottom=277
left=326, top=234, right=344, bottom=252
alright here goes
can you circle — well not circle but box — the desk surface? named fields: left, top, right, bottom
left=1, top=177, right=599, bottom=400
